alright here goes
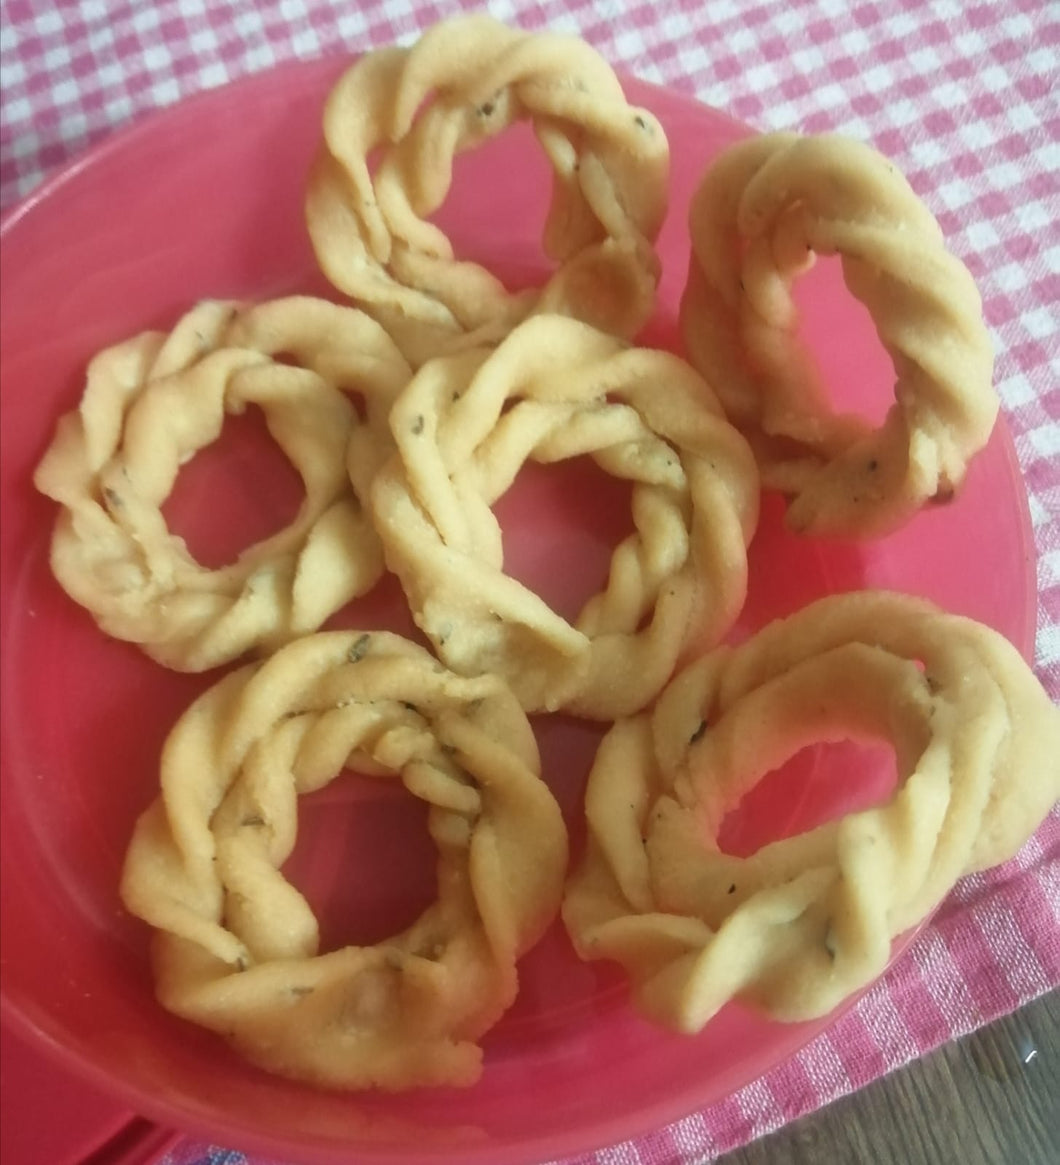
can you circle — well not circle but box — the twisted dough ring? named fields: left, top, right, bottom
left=121, top=630, right=567, bottom=1089
left=679, top=133, right=998, bottom=537
left=306, top=14, right=669, bottom=366
left=563, top=591, right=1060, bottom=1031
left=34, top=298, right=413, bottom=671
left=369, top=315, right=759, bottom=720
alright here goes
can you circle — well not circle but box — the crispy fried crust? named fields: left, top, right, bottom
left=306, top=14, right=669, bottom=364
left=369, top=314, right=759, bottom=718
left=121, top=630, right=568, bottom=1089
left=680, top=134, right=998, bottom=537
left=563, top=591, right=1060, bottom=1030
left=34, top=297, right=412, bottom=670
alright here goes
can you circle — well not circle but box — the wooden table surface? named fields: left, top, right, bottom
left=718, top=990, right=1059, bottom=1164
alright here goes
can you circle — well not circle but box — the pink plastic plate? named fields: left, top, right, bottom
left=0, top=57, right=1036, bottom=1165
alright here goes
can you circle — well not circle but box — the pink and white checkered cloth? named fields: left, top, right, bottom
left=2, top=2, right=1057, bottom=1162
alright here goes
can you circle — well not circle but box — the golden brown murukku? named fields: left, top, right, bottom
left=34, top=297, right=413, bottom=671
left=40, top=18, right=1048, bottom=1096
left=121, top=629, right=568, bottom=1089
left=306, top=14, right=669, bottom=365
left=563, top=591, right=1060, bottom=1030
left=369, top=314, right=759, bottom=720
left=680, top=133, right=999, bottom=537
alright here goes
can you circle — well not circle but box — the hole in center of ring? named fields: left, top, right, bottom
left=716, top=738, right=899, bottom=858
left=792, top=254, right=893, bottom=426
left=431, top=119, right=556, bottom=293
left=283, top=768, right=439, bottom=951
left=161, top=404, right=304, bottom=570
left=493, top=454, right=636, bottom=625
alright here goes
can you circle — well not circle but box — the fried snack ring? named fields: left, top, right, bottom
left=679, top=133, right=998, bottom=537
left=306, top=14, right=669, bottom=365
left=34, top=298, right=413, bottom=671
left=563, top=591, right=1060, bottom=1031
left=121, top=630, right=568, bottom=1089
left=369, top=315, right=759, bottom=720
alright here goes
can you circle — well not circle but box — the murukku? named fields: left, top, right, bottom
left=120, top=630, right=568, bottom=1089
left=34, top=297, right=413, bottom=671
left=563, top=591, right=1060, bottom=1030
left=679, top=133, right=998, bottom=537
left=369, top=314, right=759, bottom=720
left=306, top=14, right=669, bottom=366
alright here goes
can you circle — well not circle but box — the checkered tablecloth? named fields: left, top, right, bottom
left=2, top=2, right=1057, bottom=1163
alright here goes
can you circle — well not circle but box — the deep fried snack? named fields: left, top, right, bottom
left=679, top=133, right=998, bottom=537
left=121, top=630, right=568, bottom=1089
left=34, top=298, right=413, bottom=671
left=369, top=314, right=759, bottom=720
left=563, top=591, right=1060, bottom=1031
left=306, top=14, right=669, bottom=365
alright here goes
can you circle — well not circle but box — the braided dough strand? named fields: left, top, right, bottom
left=369, top=314, right=759, bottom=719
left=307, top=15, right=669, bottom=365
left=680, top=133, right=998, bottom=537
left=121, top=630, right=567, bottom=1089
left=563, top=591, right=1060, bottom=1031
left=34, top=298, right=413, bottom=670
